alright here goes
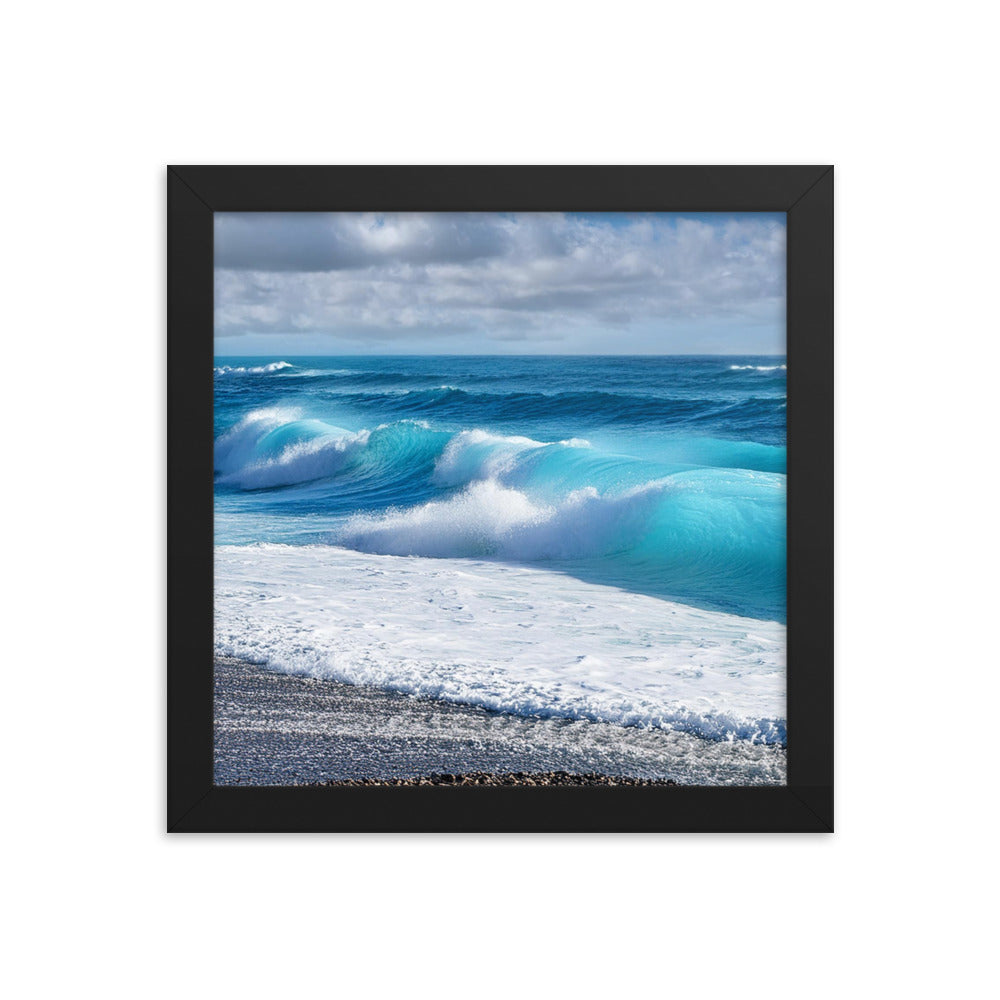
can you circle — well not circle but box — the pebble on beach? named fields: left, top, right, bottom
left=312, top=771, right=678, bottom=787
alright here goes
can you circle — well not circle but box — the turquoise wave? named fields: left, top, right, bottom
left=214, top=407, right=785, bottom=621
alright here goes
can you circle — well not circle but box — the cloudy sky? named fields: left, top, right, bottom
left=215, top=212, right=785, bottom=355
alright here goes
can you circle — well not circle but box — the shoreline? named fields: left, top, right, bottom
left=215, top=544, right=786, bottom=746
left=214, top=656, right=786, bottom=786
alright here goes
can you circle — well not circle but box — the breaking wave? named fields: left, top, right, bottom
left=213, top=408, right=785, bottom=618
left=214, top=361, right=293, bottom=376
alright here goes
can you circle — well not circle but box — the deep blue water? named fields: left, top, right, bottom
left=214, top=356, right=786, bottom=621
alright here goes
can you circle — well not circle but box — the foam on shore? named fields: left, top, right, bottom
left=215, top=544, right=786, bottom=745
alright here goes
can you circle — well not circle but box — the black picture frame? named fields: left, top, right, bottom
left=168, top=166, right=833, bottom=833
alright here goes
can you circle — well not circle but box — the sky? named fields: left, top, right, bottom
left=214, top=212, right=786, bottom=356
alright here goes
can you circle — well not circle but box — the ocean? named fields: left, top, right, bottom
left=214, top=355, right=787, bottom=755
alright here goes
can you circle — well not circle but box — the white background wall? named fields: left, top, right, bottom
left=4, top=2, right=995, bottom=996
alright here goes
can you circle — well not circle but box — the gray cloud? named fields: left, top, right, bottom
left=216, top=212, right=514, bottom=272
left=214, top=212, right=785, bottom=352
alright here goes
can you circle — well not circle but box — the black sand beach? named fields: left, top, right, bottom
left=214, top=656, right=787, bottom=786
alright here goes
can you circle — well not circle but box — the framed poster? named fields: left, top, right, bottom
left=168, top=166, right=832, bottom=832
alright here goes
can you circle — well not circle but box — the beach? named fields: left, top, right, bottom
left=213, top=354, right=787, bottom=786
left=214, top=655, right=786, bottom=786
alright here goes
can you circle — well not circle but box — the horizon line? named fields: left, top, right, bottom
left=212, top=351, right=788, bottom=358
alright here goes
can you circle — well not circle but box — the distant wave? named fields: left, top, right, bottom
left=328, top=385, right=787, bottom=436
left=214, top=361, right=293, bottom=376
left=729, top=364, right=786, bottom=372
left=277, top=369, right=501, bottom=388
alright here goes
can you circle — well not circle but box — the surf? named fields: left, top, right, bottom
left=214, top=360, right=293, bottom=376
left=215, top=544, right=787, bottom=746
left=214, top=410, right=785, bottom=619
left=213, top=356, right=788, bottom=621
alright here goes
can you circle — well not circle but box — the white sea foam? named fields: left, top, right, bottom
left=729, top=364, right=787, bottom=371
left=215, top=545, right=786, bottom=744
left=434, top=429, right=547, bottom=485
left=214, top=361, right=293, bottom=375
left=214, top=408, right=367, bottom=488
left=339, top=477, right=671, bottom=561
left=433, top=428, right=590, bottom=487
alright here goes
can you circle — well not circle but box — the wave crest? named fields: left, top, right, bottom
left=433, top=429, right=591, bottom=488
left=339, top=477, right=673, bottom=561
left=214, top=408, right=365, bottom=488
left=214, top=361, right=293, bottom=376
